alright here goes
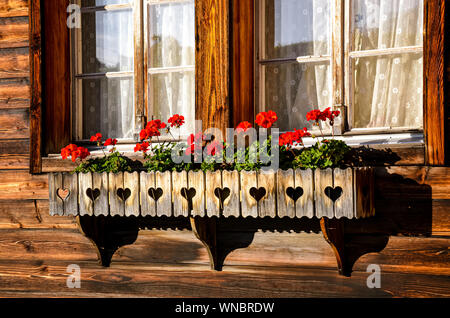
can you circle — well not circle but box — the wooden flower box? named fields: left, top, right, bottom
left=49, top=167, right=375, bottom=219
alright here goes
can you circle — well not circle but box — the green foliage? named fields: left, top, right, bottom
left=143, top=143, right=191, bottom=172
left=74, top=151, right=132, bottom=173
left=293, top=139, right=351, bottom=170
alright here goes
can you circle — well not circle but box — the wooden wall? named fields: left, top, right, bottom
left=0, top=0, right=448, bottom=298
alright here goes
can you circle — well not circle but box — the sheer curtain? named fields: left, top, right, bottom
left=352, top=0, right=423, bottom=128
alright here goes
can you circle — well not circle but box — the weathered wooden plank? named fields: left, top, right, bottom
left=48, top=173, right=62, bottom=216
left=140, top=172, right=156, bottom=217
left=124, top=172, right=140, bottom=217
left=78, top=173, right=93, bottom=216
left=63, top=172, right=78, bottom=216
left=205, top=170, right=221, bottom=217
left=240, top=170, right=258, bottom=218
left=0, top=16, right=29, bottom=48
left=334, top=168, right=354, bottom=219
left=92, top=172, right=108, bottom=217
left=155, top=171, right=172, bottom=217
left=189, top=171, right=205, bottom=217
left=0, top=78, right=29, bottom=107
left=0, top=154, right=28, bottom=169
left=354, top=167, right=375, bottom=219
left=276, top=169, right=295, bottom=218
left=0, top=170, right=47, bottom=200
left=295, top=169, right=315, bottom=218
left=222, top=170, right=240, bottom=218
left=0, top=108, right=29, bottom=139
left=0, top=0, right=28, bottom=18
left=257, top=170, right=276, bottom=218
left=0, top=47, right=29, bottom=78
left=172, top=171, right=189, bottom=217
left=315, top=169, right=334, bottom=218
left=109, top=172, right=124, bottom=217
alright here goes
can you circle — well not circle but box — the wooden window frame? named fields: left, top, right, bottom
left=29, top=0, right=447, bottom=173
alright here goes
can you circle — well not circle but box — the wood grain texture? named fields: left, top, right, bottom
left=78, top=173, right=93, bottom=216
left=155, top=171, right=172, bottom=217
left=424, top=0, right=447, bottom=165
left=189, top=170, right=205, bottom=217
left=276, top=169, right=295, bottom=218
left=124, top=172, right=140, bottom=217
left=205, top=170, right=221, bottom=217
left=0, top=47, right=29, bottom=78
left=172, top=171, right=189, bottom=217
left=222, top=170, right=240, bottom=217
left=315, top=169, right=334, bottom=218
left=334, top=168, right=354, bottom=219
left=195, top=0, right=230, bottom=133
left=0, top=77, right=29, bottom=108
left=240, top=170, right=257, bottom=218
left=140, top=172, right=156, bottom=217
left=109, top=173, right=125, bottom=217
left=295, top=169, right=314, bottom=218
left=0, top=0, right=28, bottom=18
left=0, top=107, right=29, bottom=139
left=0, top=16, right=28, bottom=48
left=257, top=170, right=276, bottom=218
left=92, top=172, right=108, bottom=217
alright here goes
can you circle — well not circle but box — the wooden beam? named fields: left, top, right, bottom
left=28, top=0, right=42, bottom=173
left=195, top=0, right=231, bottom=132
left=424, top=0, right=447, bottom=165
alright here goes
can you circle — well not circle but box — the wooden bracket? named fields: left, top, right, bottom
left=77, top=216, right=139, bottom=267
left=190, top=217, right=220, bottom=270
left=320, top=217, right=389, bottom=277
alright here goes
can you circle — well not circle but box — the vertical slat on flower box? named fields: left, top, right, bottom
left=49, top=173, right=63, bottom=216
left=334, top=168, right=354, bottom=219
left=240, top=170, right=258, bottom=218
left=172, top=171, right=189, bottom=217
left=315, top=168, right=334, bottom=218
left=140, top=172, right=156, bottom=217
left=294, top=169, right=314, bottom=218
left=64, top=173, right=79, bottom=216
left=189, top=170, right=205, bottom=217
left=276, top=169, right=295, bottom=218
left=109, top=172, right=125, bottom=216
left=156, top=171, right=172, bottom=217
left=92, top=173, right=109, bottom=216
left=354, top=167, right=375, bottom=218
left=205, top=171, right=221, bottom=217
left=222, top=170, right=240, bottom=218
left=258, top=170, right=276, bottom=218
left=79, top=172, right=94, bottom=216
left=124, top=172, right=140, bottom=217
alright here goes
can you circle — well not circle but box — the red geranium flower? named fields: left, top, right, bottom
left=168, top=114, right=185, bottom=128
left=236, top=121, right=253, bottom=133
left=90, top=133, right=102, bottom=142
left=206, top=140, right=223, bottom=156
left=104, top=138, right=117, bottom=147
left=61, top=144, right=90, bottom=162
left=134, top=141, right=150, bottom=153
left=255, top=110, right=278, bottom=129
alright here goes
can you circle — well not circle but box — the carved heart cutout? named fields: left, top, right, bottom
left=214, top=187, right=230, bottom=208
left=249, top=187, right=266, bottom=202
left=286, top=187, right=304, bottom=202
left=324, top=186, right=343, bottom=203
left=181, top=188, right=196, bottom=202
left=86, top=188, right=100, bottom=202
left=57, top=188, right=70, bottom=201
left=148, top=187, right=163, bottom=202
left=117, top=188, right=131, bottom=202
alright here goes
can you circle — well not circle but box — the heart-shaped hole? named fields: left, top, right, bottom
left=324, top=186, right=343, bottom=203
left=249, top=187, right=266, bottom=202
left=57, top=188, right=70, bottom=201
left=148, top=187, right=163, bottom=202
left=86, top=188, right=100, bottom=202
left=181, top=188, right=196, bottom=202
left=214, top=187, right=231, bottom=209
left=117, top=188, right=131, bottom=202
left=286, top=187, right=304, bottom=202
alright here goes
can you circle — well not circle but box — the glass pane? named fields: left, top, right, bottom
left=80, top=10, right=134, bottom=74
left=79, top=77, right=135, bottom=139
left=263, top=0, right=331, bottom=60
left=81, top=0, right=131, bottom=7
left=352, top=53, right=423, bottom=128
left=149, top=71, right=195, bottom=137
left=352, top=0, right=424, bottom=51
left=262, top=61, right=332, bottom=132
left=148, top=1, right=195, bottom=68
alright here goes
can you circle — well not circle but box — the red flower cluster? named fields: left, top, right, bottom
left=134, top=141, right=150, bottom=154
left=61, top=144, right=90, bottom=162
left=140, top=120, right=167, bottom=140
left=104, top=138, right=117, bottom=147
left=168, top=114, right=185, bottom=128
left=90, top=133, right=102, bottom=142
left=236, top=121, right=253, bottom=133
left=206, top=140, right=223, bottom=156
left=279, top=128, right=311, bottom=148
left=306, top=107, right=340, bottom=123
left=255, top=110, right=278, bottom=129
left=185, top=132, right=204, bottom=155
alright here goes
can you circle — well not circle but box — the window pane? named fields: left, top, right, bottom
left=352, top=53, right=423, bottom=129
left=262, top=61, right=332, bottom=132
left=79, top=77, right=135, bottom=139
left=263, top=0, right=331, bottom=59
left=81, top=0, right=131, bottom=7
left=352, top=0, right=424, bottom=51
left=80, top=10, right=134, bottom=74
left=149, top=71, right=195, bottom=136
left=148, top=1, right=195, bottom=68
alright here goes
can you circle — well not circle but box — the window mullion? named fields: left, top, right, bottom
left=134, top=0, right=146, bottom=138
left=332, top=0, right=346, bottom=135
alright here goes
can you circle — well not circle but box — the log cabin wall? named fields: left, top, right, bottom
left=0, top=0, right=448, bottom=297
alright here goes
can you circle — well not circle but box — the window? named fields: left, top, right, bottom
left=72, top=0, right=195, bottom=142
left=256, top=0, right=424, bottom=135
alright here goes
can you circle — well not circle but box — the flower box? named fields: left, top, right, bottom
left=49, top=167, right=375, bottom=219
